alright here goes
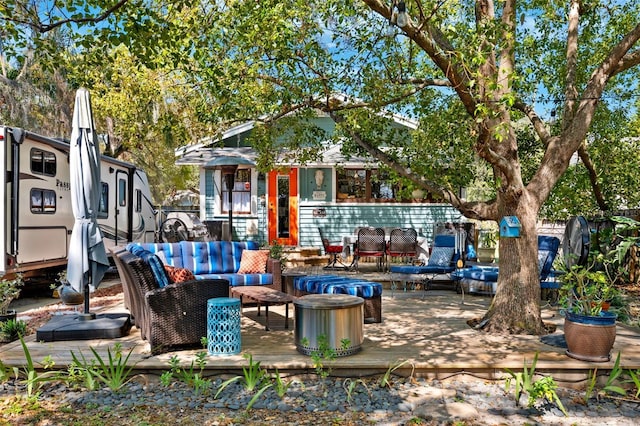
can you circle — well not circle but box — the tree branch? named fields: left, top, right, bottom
left=513, top=100, right=552, bottom=146
left=4, top=0, right=130, bottom=33
left=577, top=143, right=608, bottom=211
left=562, top=0, right=581, bottom=129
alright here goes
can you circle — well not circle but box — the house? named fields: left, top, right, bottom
left=174, top=112, right=464, bottom=249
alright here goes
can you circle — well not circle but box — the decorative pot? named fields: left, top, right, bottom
left=564, top=311, right=617, bottom=362
left=0, top=310, right=17, bottom=324
left=59, top=283, right=84, bottom=306
left=476, top=247, right=495, bottom=263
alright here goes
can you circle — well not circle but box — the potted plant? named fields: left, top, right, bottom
left=0, top=274, right=24, bottom=323
left=50, top=270, right=84, bottom=307
left=476, top=229, right=498, bottom=263
left=558, top=215, right=638, bottom=362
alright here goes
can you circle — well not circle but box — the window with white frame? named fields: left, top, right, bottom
left=222, top=168, right=251, bottom=214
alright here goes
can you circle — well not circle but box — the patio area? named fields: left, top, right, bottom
left=2, top=264, right=640, bottom=387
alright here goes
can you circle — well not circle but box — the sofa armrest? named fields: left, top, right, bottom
left=267, top=258, right=282, bottom=292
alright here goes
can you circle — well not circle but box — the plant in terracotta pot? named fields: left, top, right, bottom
left=558, top=260, right=619, bottom=362
left=558, top=215, right=638, bottom=362
left=0, top=274, right=24, bottom=322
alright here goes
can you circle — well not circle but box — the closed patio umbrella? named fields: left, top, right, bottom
left=67, top=88, right=110, bottom=319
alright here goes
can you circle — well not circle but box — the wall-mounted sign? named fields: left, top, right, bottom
left=312, top=208, right=326, bottom=217
left=312, top=190, right=326, bottom=201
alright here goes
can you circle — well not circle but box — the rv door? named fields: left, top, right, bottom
left=0, top=127, right=7, bottom=276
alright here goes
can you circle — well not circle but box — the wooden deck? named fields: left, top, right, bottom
left=3, top=264, right=640, bottom=386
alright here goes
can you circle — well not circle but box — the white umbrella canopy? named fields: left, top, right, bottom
left=67, top=88, right=110, bottom=311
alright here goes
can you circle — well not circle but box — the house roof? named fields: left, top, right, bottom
left=175, top=107, right=418, bottom=168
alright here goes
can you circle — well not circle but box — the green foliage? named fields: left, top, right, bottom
left=559, top=215, right=639, bottom=316
left=15, top=335, right=62, bottom=397
left=304, top=335, right=336, bottom=379
left=343, top=378, right=368, bottom=406
left=69, top=343, right=136, bottom=392
left=263, top=240, right=288, bottom=271
left=0, top=318, right=27, bottom=342
left=67, top=350, right=100, bottom=391
left=213, top=353, right=272, bottom=411
left=625, top=368, right=640, bottom=399
left=239, top=353, right=268, bottom=392
left=379, top=359, right=411, bottom=388
left=504, top=352, right=567, bottom=416
left=0, top=274, right=24, bottom=315
left=271, top=368, right=293, bottom=399
left=162, top=352, right=211, bottom=395
left=215, top=353, right=268, bottom=399
left=0, top=358, right=11, bottom=383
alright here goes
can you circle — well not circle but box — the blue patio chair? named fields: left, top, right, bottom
left=451, top=235, right=561, bottom=295
left=389, top=234, right=459, bottom=296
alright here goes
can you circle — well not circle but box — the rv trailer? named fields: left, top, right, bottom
left=0, top=126, right=157, bottom=279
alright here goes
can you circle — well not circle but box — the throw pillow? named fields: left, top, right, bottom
left=164, top=265, right=196, bottom=283
left=428, top=246, right=455, bottom=267
left=237, top=250, right=270, bottom=274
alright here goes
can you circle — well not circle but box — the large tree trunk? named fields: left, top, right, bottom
left=477, top=190, right=546, bottom=334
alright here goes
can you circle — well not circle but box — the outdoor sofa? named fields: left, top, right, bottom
left=127, top=240, right=281, bottom=291
left=110, top=246, right=229, bottom=354
left=110, top=241, right=281, bottom=354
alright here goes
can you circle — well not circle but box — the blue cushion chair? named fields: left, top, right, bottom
left=389, top=234, right=459, bottom=296
left=451, top=235, right=561, bottom=295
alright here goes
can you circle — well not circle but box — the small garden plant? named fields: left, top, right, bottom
left=504, top=352, right=567, bottom=416
left=0, top=318, right=27, bottom=343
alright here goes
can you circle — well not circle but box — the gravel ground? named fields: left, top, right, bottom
left=2, top=372, right=639, bottom=425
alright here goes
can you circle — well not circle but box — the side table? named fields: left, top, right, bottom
left=207, top=297, right=241, bottom=356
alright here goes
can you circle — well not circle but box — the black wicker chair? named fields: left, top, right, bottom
left=110, top=246, right=229, bottom=355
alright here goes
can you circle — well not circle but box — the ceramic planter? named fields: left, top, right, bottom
left=564, top=311, right=617, bottom=362
left=476, top=247, right=496, bottom=263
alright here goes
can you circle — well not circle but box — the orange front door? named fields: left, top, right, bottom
left=267, top=168, right=298, bottom=246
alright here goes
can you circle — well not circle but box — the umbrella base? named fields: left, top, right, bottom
left=36, top=313, right=132, bottom=342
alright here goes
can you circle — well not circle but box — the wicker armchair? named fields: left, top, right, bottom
left=111, top=247, right=229, bottom=354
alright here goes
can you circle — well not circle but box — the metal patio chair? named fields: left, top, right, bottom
left=353, top=227, right=386, bottom=271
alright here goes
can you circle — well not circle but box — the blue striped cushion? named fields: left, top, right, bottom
left=127, top=246, right=171, bottom=288
left=179, top=241, right=258, bottom=274
left=389, top=264, right=455, bottom=274
left=452, top=266, right=499, bottom=282
left=294, top=275, right=382, bottom=298
left=128, top=242, right=184, bottom=268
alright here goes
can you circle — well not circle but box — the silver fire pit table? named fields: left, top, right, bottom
left=294, top=294, right=364, bottom=357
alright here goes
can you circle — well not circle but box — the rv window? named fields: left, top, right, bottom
left=135, top=189, right=142, bottom=212
left=30, top=149, right=57, bottom=177
left=99, top=182, right=108, bottom=218
left=30, top=189, right=56, bottom=213
left=118, top=179, right=127, bottom=206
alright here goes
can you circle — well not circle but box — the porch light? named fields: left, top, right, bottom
left=205, top=155, right=255, bottom=240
